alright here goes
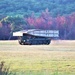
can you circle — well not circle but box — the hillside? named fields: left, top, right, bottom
left=0, top=0, right=75, bottom=17
left=0, top=0, right=75, bottom=40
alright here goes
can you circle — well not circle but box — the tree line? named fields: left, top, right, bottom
left=0, top=0, right=75, bottom=17
left=0, top=9, right=75, bottom=40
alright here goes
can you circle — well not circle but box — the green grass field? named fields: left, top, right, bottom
left=0, top=40, right=75, bottom=75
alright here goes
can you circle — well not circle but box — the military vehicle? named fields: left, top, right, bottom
left=13, top=29, right=59, bottom=45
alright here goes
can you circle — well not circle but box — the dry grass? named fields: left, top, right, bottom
left=0, top=40, right=75, bottom=75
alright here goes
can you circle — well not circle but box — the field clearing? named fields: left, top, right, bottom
left=0, top=40, right=75, bottom=75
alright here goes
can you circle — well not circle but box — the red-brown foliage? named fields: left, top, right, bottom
left=26, top=10, right=75, bottom=39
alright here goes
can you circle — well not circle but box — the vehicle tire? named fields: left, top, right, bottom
left=46, top=40, right=51, bottom=45
left=18, top=36, right=24, bottom=45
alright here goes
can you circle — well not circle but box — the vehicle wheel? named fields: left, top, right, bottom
left=18, top=36, right=24, bottom=45
left=46, top=40, right=51, bottom=45
left=18, top=40, right=24, bottom=45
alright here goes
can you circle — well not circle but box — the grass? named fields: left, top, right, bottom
left=0, top=40, right=75, bottom=75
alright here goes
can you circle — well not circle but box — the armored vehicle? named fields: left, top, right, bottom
left=13, top=29, right=59, bottom=45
